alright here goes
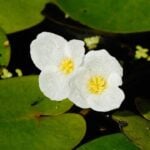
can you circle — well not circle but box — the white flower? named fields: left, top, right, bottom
left=68, top=50, right=125, bottom=112
left=30, top=32, right=85, bottom=100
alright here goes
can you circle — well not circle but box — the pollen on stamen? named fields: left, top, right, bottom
left=87, top=75, right=107, bottom=94
left=59, top=57, right=74, bottom=75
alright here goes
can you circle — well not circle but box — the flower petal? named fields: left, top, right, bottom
left=66, top=39, right=85, bottom=67
left=108, top=73, right=123, bottom=86
left=68, top=67, right=90, bottom=108
left=30, top=32, right=67, bottom=70
left=87, top=87, right=125, bottom=112
left=84, top=50, right=123, bottom=77
left=39, top=69, right=69, bottom=101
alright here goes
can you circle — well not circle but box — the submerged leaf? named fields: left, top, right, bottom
left=77, top=133, right=139, bottom=150
left=113, top=111, right=150, bottom=150
left=135, top=97, right=150, bottom=120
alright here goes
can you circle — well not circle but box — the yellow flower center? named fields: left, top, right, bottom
left=87, top=75, right=107, bottom=94
left=59, top=57, right=74, bottom=75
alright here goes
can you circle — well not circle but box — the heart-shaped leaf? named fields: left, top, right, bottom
left=0, top=76, right=73, bottom=120
left=113, top=111, right=150, bottom=150
left=0, top=0, right=49, bottom=33
left=135, top=98, right=150, bottom=120
left=52, top=0, right=150, bottom=33
left=77, top=133, right=139, bottom=150
left=0, top=113, right=86, bottom=150
left=0, top=76, right=86, bottom=149
left=0, top=28, right=10, bottom=66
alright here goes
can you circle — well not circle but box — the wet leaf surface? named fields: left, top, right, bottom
left=113, top=111, right=150, bottom=150
left=0, top=76, right=86, bottom=149
left=53, top=0, right=150, bottom=33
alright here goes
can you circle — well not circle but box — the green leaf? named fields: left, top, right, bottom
left=0, top=28, right=10, bottom=66
left=135, top=97, right=150, bottom=120
left=77, top=133, right=139, bottom=150
left=0, top=76, right=86, bottom=149
left=0, top=76, right=73, bottom=121
left=113, top=111, right=150, bottom=150
left=0, top=114, right=86, bottom=150
left=0, top=0, right=49, bottom=33
left=53, top=0, right=150, bottom=33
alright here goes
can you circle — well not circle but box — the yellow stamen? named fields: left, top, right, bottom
left=87, top=75, right=107, bottom=94
left=59, top=58, right=74, bottom=75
